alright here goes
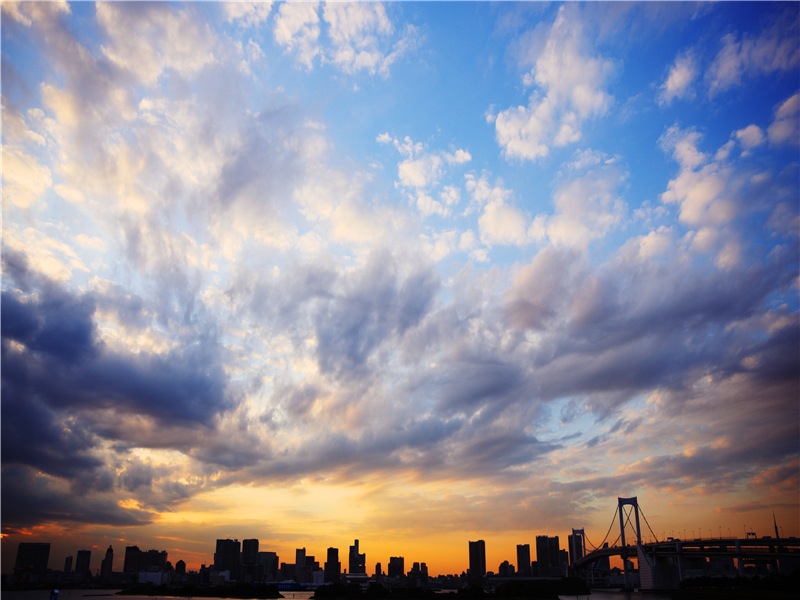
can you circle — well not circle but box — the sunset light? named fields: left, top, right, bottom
left=2, top=0, right=798, bottom=587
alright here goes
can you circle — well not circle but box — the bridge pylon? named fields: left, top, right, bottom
left=618, top=496, right=642, bottom=546
left=618, top=497, right=642, bottom=590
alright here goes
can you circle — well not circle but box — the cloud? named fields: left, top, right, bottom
left=536, top=163, right=626, bottom=247
left=1, top=147, right=53, bottom=208
left=493, top=5, right=614, bottom=161
left=273, top=1, right=321, bottom=70
left=659, top=126, right=737, bottom=227
left=1, top=465, right=154, bottom=531
left=273, top=2, right=418, bottom=75
left=386, top=135, right=472, bottom=219
left=97, top=3, right=217, bottom=85
left=1, top=250, right=231, bottom=430
left=658, top=52, right=697, bottom=105
left=734, top=124, right=765, bottom=149
left=224, top=1, right=274, bottom=27
left=767, top=93, right=800, bottom=145
left=706, top=8, right=800, bottom=96
left=463, top=173, right=535, bottom=248
left=313, top=249, right=440, bottom=378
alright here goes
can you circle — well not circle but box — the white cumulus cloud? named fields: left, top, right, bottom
left=493, top=6, right=614, bottom=162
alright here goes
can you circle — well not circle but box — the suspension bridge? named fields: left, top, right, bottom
left=570, top=497, right=800, bottom=590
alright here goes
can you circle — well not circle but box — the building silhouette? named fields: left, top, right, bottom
left=14, top=542, right=50, bottom=582
left=408, top=561, right=428, bottom=587
left=516, top=544, right=531, bottom=577
left=349, top=539, right=366, bottom=574
left=64, top=555, right=73, bottom=573
left=468, top=540, right=486, bottom=582
left=214, top=539, right=241, bottom=581
left=324, top=547, right=341, bottom=583
left=388, top=556, right=404, bottom=578
left=75, top=550, right=92, bottom=582
left=241, top=539, right=259, bottom=582
left=535, top=536, right=558, bottom=577
left=100, top=545, right=114, bottom=583
left=259, top=551, right=279, bottom=581
left=498, top=560, right=514, bottom=577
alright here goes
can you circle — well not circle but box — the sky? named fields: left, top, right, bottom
left=1, top=0, right=799, bottom=578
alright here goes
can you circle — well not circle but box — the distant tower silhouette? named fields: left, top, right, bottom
left=324, top=547, right=341, bottom=583
left=100, top=545, right=114, bottom=583
left=214, top=539, right=241, bottom=581
left=468, top=540, right=486, bottom=582
left=516, top=544, right=531, bottom=576
left=14, top=542, right=50, bottom=583
left=75, top=550, right=91, bottom=583
left=348, top=539, right=366, bottom=574
left=388, top=556, right=404, bottom=578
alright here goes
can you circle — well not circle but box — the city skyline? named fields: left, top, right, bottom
left=2, top=0, right=799, bottom=580
left=9, top=533, right=572, bottom=580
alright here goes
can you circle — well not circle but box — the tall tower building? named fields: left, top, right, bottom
left=242, top=539, right=259, bottom=565
left=14, top=542, right=50, bottom=582
left=100, top=545, right=114, bottom=583
left=516, top=544, right=531, bottom=577
left=124, top=546, right=142, bottom=573
left=468, top=540, right=486, bottom=582
left=258, top=551, right=279, bottom=582
left=348, top=539, right=366, bottom=574
left=75, top=550, right=92, bottom=582
left=241, top=539, right=259, bottom=582
left=64, top=556, right=73, bottom=573
left=387, top=556, right=404, bottom=578
left=324, top=547, right=340, bottom=583
left=214, top=539, right=241, bottom=581
left=535, top=536, right=561, bottom=577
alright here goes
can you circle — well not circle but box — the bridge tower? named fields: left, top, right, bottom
left=618, top=497, right=642, bottom=589
left=618, top=497, right=642, bottom=547
left=570, top=528, right=586, bottom=565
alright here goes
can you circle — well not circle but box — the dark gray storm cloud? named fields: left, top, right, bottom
left=1, top=249, right=232, bottom=527
left=1, top=465, right=154, bottom=532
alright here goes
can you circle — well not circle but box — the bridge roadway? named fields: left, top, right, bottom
left=574, top=536, right=800, bottom=570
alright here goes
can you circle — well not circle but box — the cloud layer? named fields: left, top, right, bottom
left=2, top=0, right=798, bottom=575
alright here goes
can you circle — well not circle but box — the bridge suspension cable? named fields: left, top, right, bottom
left=618, top=504, right=635, bottom=545
left=639, top=506, right=660, bottom=543
left=584, top=506, right=620, bottom=551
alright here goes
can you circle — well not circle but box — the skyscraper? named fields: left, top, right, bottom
left=214, top=539, right=241, bottom=581
left=324, top=547, right=340, bottom=583
left=516, top=544, right=531, bottom=577
left=535, top=536, right=561, bottom=577
left=242, top=539, right=259, bottom=565
left=258, top=551, right=279, bottom=582
left=75, top=550, right=92, bottom=582
left=348, top=539, right=366, bottom=574
left=100, top=545, right=114, bottom=583
left=124, top=546, right=141, bottom=573
left=14, top=542, right=50, bottom=582
left=387, top=556, right=404, bottom=578
left=468, top=540, right=486, bottom=582
left=241, top=539, right=259, bottom=582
